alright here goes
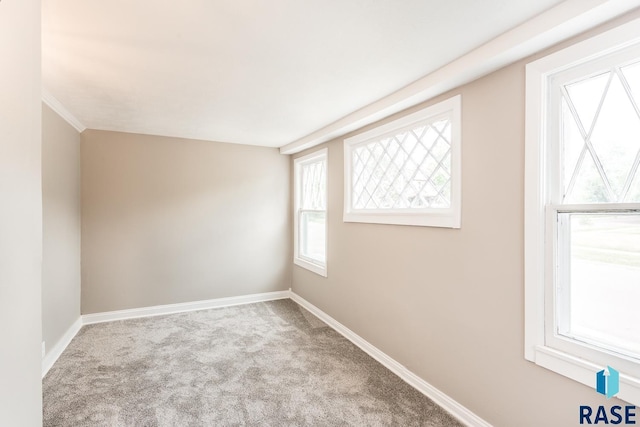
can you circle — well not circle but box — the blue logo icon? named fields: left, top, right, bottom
left=596, top=366, right=619, bottom=398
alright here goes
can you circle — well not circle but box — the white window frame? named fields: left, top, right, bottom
left=343, top=95, right=461, bottom=228
left=525, top=18, right=640, bottom=406
left=293, top=148, right=328, bottom=277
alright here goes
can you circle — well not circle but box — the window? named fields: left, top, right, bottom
left=343, top=95, right=461, bottom=228
left=525, top=19, right=640, bottom=405
left=294, top=148, right=327, bottom=277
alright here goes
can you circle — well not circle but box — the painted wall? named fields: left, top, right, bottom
left=81, top=130, right=290, bottom=314
left=42, top=104, right=81, bottom=357
left=0, top=0, right=43, bottom=424
left=290, top=14, right=638, bottom=427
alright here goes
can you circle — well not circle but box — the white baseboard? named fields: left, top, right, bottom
left=42, top=317, right=82, bottom=378
left=289, top=291, right=491, bottom=427
left=81, top=290, right=291, bottom=325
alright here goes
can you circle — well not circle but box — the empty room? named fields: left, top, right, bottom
left=3, top=1, right=640, bottom=426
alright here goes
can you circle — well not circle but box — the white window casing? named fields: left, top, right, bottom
left=294, top=148, right=328, bottom=277
left=525, top=17, right=640, bottom=406
left=343, top=95, right=461, bottom=228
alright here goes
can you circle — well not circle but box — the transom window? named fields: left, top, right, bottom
left=525, top=19, right=640, bottom=405
left=293, top=148, right=327, bottom=277
left=344, top=95, right=461, bottom=228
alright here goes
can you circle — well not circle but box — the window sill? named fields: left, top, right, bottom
left=343, top=211, right=460, bottom=228
left=528, top=345, right=640, bottom=406
left=294, top=257, right=327, bottom=277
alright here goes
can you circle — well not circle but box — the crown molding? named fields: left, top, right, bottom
left=42, top=88, right=86, bottom=133
left=280, top=0, right=640, bottom=155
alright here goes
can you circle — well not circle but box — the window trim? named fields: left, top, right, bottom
left=525, top=17, right=640, bottom=406
left=343, top=95, right=461, bottom=228
left=293, top=148, right=328, bottom=277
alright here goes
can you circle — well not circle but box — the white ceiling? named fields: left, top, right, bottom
left=42, top=0, right=566, bottom=147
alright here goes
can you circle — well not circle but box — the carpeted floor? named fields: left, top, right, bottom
left=43, top=299, right=463, bottom=426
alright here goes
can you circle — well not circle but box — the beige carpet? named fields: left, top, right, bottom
left=43, top=299, right=463, bottom=426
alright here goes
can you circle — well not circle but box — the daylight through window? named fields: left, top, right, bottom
left=294, top=148, right=327, bottom=277
left=344, top=95, right=461, bottom=228
left=555, top=58, right=640, bottom=360
left=525, top=20, right=640, bottom=405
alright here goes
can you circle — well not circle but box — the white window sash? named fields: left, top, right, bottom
left=296, top=208, right=327, bottom=266
left=525, top=17, right=640, bottom=406
left=293, top=149, right=328, bottom=277
left=544, top=204, right=640, bottom=378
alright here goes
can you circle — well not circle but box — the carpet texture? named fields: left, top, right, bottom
left=43, top=299, right=463, bottom=426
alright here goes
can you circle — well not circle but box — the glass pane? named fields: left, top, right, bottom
left=301, top=159, right=326, bottom=210
left=621, top=60, right=640, bottom=111
left=589, top=73, right=640, bottom=201
left=565, top=151, right=610, bottom=203
left=561, top=213, right=640, bottom=359
left=626, top=165, right=640, bottom=202
left=621, top=60, right=640, bottom=202
left=565, top=71, right=609, bottom=132
left=299, top=211, right=326, bottom=264
left=561, top=97, right=585, bottom=195
left=351, top=118, right=452, bottom=210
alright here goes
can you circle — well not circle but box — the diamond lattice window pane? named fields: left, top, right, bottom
left=621, top=60, right=640, bottom=109
left=562, top=67, right=640, bottom=204
left=625, top=170, right=640, bottom=202
left=589, top=73, right=640, bottom=200
left=351, top=119, right=451, bottom=210
left=301, top=159, right=326, bottom=210
left=565, top=72, right=609, bottom=132
left=561, top=98, right=584, bottom=195
left=566, top=151, right=610, bottom=203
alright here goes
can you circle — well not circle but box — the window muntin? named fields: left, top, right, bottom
left=525, top=19, right=640, bottom=405
left=351, top=116, right=452, bottom=210
left=344, top=95, right=461, bottom=228
left=558, top=59, right=640, bottom=204
left=294, top=148, right=327, bottom=276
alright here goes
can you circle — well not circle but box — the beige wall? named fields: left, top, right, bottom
left=42, top=104, right=81, bottom=356
left=0, top=0, right=43, bottom=424
left=290, top=14, right=639, bottom=427
left=81, top=130, right=290, bottom=314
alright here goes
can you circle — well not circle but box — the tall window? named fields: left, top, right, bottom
left=343, top=95, right=461, bottom=228
left=525, top=19, right=640, bottom=405
left=294, top=148, right=327, bottom=277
